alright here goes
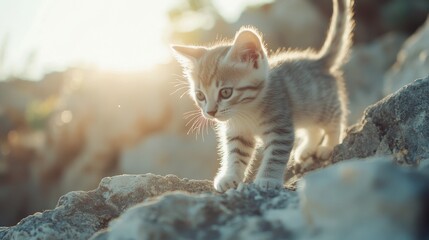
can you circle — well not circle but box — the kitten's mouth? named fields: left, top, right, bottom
left=202, top=114, right=226, bottom=123
left=203, top=114, right=220, bottom=122
left=203, top=109, right=231, bottom=122
left=213, top=112, right=230, bottom=122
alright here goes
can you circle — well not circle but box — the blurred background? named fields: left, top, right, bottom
left=0, top=0, right=428, bottom=226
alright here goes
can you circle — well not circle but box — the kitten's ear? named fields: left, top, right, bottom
left=226, top=28, right=266, bottom=67
left=171, top=45, right=207, bottom=63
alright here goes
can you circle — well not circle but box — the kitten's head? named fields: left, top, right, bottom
left=172, top=27, right=269, bottom=122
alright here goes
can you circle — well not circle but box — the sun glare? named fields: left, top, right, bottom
left=6, top=0, right=176, bottom=78
left=45, top=0, right=174, bottom=71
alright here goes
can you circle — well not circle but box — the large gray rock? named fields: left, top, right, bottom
left=0, top=175, right=212, bottom=240
left=300, top=157, right=429, bottom=240
left=384, top=16, right=429, bottom=95
left=333, top=76, right=429, bottom=165
left=93, top=186, right=297, bottom=240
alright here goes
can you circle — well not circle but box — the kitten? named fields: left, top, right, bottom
left=172, top=0, right=354, bottom=192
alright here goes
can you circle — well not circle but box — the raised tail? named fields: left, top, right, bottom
left=317, top=0, right=354, bottom=69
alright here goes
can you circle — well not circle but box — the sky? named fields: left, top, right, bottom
left=0, top=0, right=271, bottom=80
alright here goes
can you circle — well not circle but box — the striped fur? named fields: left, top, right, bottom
left=172, top=0, right=354, bottom=192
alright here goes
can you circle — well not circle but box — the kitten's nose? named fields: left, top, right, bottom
left=207, top=110, right=217, bottom=117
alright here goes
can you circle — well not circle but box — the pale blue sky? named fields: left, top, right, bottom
left=0, top=0, right=271, bottom=80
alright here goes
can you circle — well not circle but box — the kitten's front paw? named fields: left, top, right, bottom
left=214, top=174, right=242, bottom=192
left=253, top=178, right=283, bottom=191
left=316, top=146, right=333, bottom=160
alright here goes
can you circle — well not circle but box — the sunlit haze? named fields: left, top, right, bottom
left=0, top=0, right=271, bottom=80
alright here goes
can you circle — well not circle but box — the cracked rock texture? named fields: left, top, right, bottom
left=332, top=75, right=429, bottom=165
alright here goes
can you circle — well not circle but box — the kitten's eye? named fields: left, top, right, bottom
left=196, top=91, right=206, bottom=101
left=219, top=88, right=233, bottom=99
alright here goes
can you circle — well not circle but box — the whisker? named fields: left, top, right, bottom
left=189, top=117, right=202, bottom=135
left=202, top=119, right=208, bottom=138
left=183, top=112, right=201, bottom=119
left=170, top=74, right=187, bottom=81
left=170, top=86, right=189, bottom=95
left=183, top=110, right=200, bottom=117
left=185, top=115, right=200, bottom=127
left=183, top=109, right=200, bottom=114
left=174, top=82, right=189, bottom=88
left=186, top=117, right=199, bottom=135
left=197, top=120, right=204, bottom=141
left=169, top=79, right=188, bottom=88
left=180, top=89, right=191, bottom=99
left=194, top=118, right=204, bottom=140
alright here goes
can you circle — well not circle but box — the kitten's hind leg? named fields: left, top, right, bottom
left=294, top=126, right=323, bottom=163
left=316, top=122, right=342, bottom=160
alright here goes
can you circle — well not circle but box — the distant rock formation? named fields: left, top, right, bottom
left=384, top=16, right=429, bottom=95
left=343, top=33, right=406, bottom=124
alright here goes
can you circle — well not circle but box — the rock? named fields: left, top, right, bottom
left=300, top=157, right=429, bottom=240
left=384, top=16, right=429, bottom=95
left=233, top=0, right=328, bottom=51
left=2, top=157, right=428, bottom=240
left=333, top=76, right=429, bottom=165
left=97, top=158, right=429, bottom=240
left=95, top=187, right=297, bottom=240
left=344, top=33, right=406, bottom=124
left=313, top=0, right=429, bottom=44
left=0, top=174, right=212, bottom=240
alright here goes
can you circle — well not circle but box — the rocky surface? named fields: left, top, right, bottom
left=0, top=175, right=212, bottom=240
left=2, top=157, right=428, bottom=240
